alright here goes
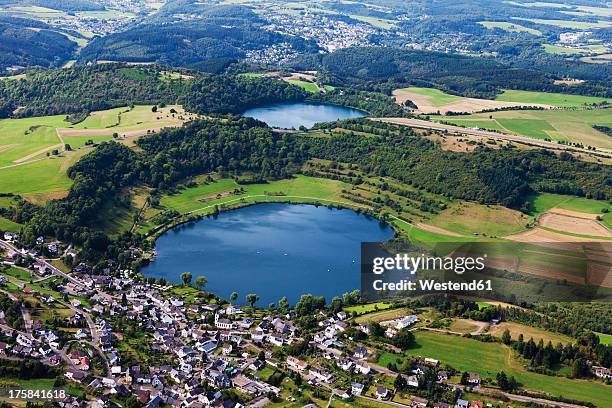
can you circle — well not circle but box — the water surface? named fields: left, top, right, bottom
left=242, top=102, right=367, bottom=129
left=142, top=203, right=393, bottom=305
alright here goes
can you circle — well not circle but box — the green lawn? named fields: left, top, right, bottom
left=396, top=87, right=462, bottom=106
left=381, top=331, right=612, bottom=406
left=495, top=90, right=609, bottom=107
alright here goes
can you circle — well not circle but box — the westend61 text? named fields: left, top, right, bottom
left=372, top=279, right=493, bottom=292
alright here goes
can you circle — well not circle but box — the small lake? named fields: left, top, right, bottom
left=242, top=102, right=367, bottom=129
left=142, top=203, right=393, bottom=305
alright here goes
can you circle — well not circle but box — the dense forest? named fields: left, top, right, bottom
left=301, top=125, right=611, bottom=208
left=292, top=47, right=612, bottom=99
left=0, top=64, right=308, bottom=118
left=0, top=17, right=77, bottom=73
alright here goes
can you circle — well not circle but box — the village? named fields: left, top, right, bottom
left=0, top=231, right=527, bottom=408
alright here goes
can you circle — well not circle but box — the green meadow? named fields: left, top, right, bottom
left=513, top=17, right=611, bottom=30
left=526, top=192, right=612, bottom=228
left=379, top=331, right=612, bottom=406
left=496, top=90, right=610, bottom=107
left=397, top=87, right=462, bottom=106
left=434, top=108, right=612, bottom=149
left=160, top=175, right=351, bottom=215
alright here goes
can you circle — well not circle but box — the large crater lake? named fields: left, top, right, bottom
left=142, top=203, right=393, bottom=305
left=242, top=102, right=367, bottom=129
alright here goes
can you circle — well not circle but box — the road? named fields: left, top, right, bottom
left=372, top=117, right=612, bottom=158
left=0, top=239, right=85, bottom=289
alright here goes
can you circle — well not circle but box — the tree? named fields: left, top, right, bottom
left=180, top=271, right=192, bottom=286
left=460, top=371, right=469, bottom=385
left=278, top=296, right=289, bottom=313
left=152, top=105, right=158, bottom=112
left=246, top=293, right=259, bottom=308
left=64, top=144, right=72, bottom=151
left=195, top=276, right=207, bottom=290
left=368, top=321, right=385, bottom=338
left=392, top=328, right=415, bottom=350
left=501, top=328, right=511, bottom=345
left=230, top=292, right=238, bottom=303
left=394, top=374, right=407, bottom=391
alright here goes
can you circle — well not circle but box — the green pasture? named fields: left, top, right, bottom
left=434, top=108, right=612, bottom=149
left=380, top=331, right=612, bottom=406
left=397, top=87, right=462, bottom=106
left=496, top=90, right=609, bottom=107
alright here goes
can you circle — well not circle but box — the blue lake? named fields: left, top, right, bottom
left=242, top=102, right=367, bottom=129
left=142, top=203, right=394, bottom=305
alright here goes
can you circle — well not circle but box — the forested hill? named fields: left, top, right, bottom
left=0, top=17, right=77, bottom=73
left=0, top=64, right=307, bottom=118
left=291, top=47, right=612, bottom=99
left=18, top=118, right=612, bottom=261
left=78, top=5, right=318, bottom=68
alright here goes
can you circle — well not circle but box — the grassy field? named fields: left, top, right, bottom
left=285, top=79, right=320, bottom=93
left=495, top=90, right=610, bottom=107
left=525, top=192, right=612, bottom=228
left=345, top=302, right=393, bottom=315
left=160, top=175, right=350, bottom=214
left=0, top=215, right=21, bottom=233
left=434, top=108, right=612, bottom=149
left=0, top=105, right=190, bottom=202
left=0, top=114, right=67, bottom=167
left=380, top=331, right=612, bottom=406
left=479, top=21, right=542, bottom=35
left=487, top=321, right=574, bottom=345
left=429, top=201, right=529, bottom=237
left=0, top=149, right=89, bottom=203
left=354, top=308, right=410, bottom=323
left=597, top=332, right=612, bottom=345
left=543, top=44, right=608, bottom=55
left=513, top=17, right=612, bottom=29
left=348, top=14, right=396, bottom=29
left=396, top=87, right=462, bottom=106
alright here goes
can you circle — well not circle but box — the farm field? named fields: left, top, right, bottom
left=495, top=90, right=609, bottom=107
left=526, top=193, right=612, bottom=229
left=487, top=321, right=574, bottom=345
left=513, top=17, right=612, bottom=29
left=543, top=44, right=609, bottom=55
left=380, top=331, right=612, bottom=406
left=479, top=21, right=541, bottom=35
left=393, top=87, right=551, bottom=114
left=428, top=201, right=529, bottom=237
left=0, top=105, right=192, bottom=203
left=434, top=108, right=612, bottom=150
left=344, top=302, right=393, bottom=315
left=0, top=149, right=89, bottom=203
